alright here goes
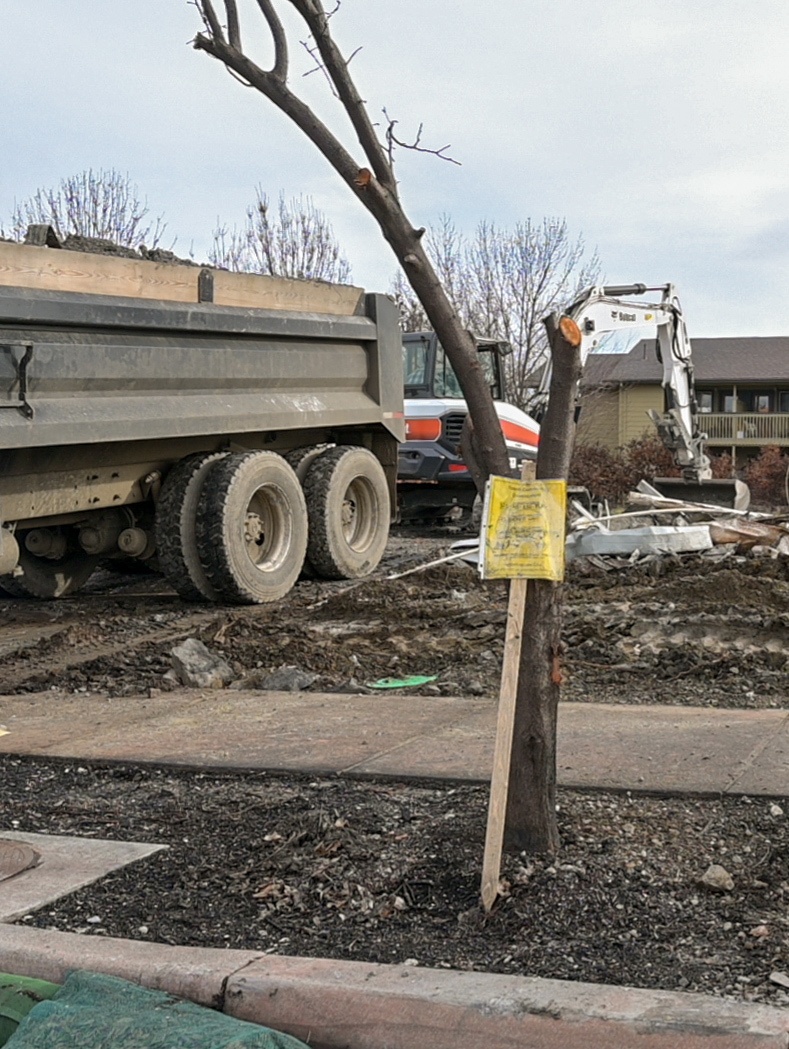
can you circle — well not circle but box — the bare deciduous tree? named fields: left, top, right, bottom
left=5, top=168, right=168, bottom=249
left=191, top=0, right=510, bottom=483
left=392, top=216, right=600, bottom=409
left=210, top=188, right=352, bottom=282
left=190, top=0, right=579, bottom=859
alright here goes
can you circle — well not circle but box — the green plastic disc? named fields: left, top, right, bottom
left=366, top=675, right=438, bottom=690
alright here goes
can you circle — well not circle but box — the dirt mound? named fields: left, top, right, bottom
left=60, top=234, right=199, bottom=266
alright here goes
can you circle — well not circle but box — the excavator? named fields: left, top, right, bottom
left=530, top=282, right=750, bottom=511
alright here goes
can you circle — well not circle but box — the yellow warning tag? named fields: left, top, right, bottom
left=480, top=476, right=567, bottom=581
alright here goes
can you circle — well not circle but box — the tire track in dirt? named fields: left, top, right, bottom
left=0, top=607, right=221, bottom=693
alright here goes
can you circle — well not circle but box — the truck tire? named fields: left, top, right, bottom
left=303, top=445, right=390, bottom=580
left=0, top=546, right=98, bottom=599
left=284, top=444, right=335, bottom=579
left=156, top=452, right=228, bottom=602
left=195, top=451, right=308, bottom=604
left=284, top=444, right=332, bottom=483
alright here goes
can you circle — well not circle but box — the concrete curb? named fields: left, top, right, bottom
left=0, top=924, right=260, bottom=1008
left=1, top=925, right=786, bottom=1048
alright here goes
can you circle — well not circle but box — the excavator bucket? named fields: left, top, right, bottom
left=652, top=477, right=751, bottom=512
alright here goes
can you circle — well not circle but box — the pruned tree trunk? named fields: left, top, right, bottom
left=503, top=314, right=582, bottom=854
left=191, top=0, right=511, bottom=484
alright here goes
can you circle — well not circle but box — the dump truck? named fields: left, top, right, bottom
left=0, top=236, right=404, bottom=602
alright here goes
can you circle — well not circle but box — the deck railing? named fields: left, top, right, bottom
left=701, top=412, right=789, bottom=445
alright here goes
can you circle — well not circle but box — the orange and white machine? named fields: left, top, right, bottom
left=397, top=332, right=539, bottom=522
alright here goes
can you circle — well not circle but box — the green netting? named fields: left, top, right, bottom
left=0, top=974, right=60, bottom=1048
left=4, top=971, right=309, bottom=1049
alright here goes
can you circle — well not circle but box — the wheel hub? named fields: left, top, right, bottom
left=244, top=512, right=266, bottom=547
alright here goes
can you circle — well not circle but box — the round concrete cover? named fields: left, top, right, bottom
left=0, top=839, right=41, bottom=881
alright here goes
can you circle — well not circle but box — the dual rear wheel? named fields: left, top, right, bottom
left=156, top=445, right=389, bottom=605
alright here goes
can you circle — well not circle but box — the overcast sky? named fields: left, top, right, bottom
left=3, top=1, right=789, bottom=336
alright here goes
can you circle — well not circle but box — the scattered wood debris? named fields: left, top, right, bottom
left=565, top=482, right=789, bottom=569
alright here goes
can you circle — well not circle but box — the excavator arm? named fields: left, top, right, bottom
left=532, top=283, right=748, bottom=509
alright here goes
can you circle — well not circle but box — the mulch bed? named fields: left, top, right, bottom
left=3, top=757, right=787, bottom=1006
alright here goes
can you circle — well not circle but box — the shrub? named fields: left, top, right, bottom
left=569, top=442, right=631, bottom=502
left=571, top=435, right=744, bottom=506
left=709, top=451, right=734, bottom=479
left=743, top=446, right=789, bottom=506
left=621, top=433, right=678, bottom=483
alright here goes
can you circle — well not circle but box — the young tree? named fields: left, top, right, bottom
left=6, top=168, right=167, bottom=249
left=211, top=188, right=352, bottom=282
left=191, top=0, right=510, bottom=483
left=392, top=216, right=600, bottom=409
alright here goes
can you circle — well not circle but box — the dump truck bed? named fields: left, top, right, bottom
left=0, top=285, right=403, bottom=450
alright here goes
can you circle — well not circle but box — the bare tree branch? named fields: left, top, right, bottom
left=383, top=110, right=461, bottom=169
left=299, top=35, right=361, bottom=98
left=8, top=168, right=169, bottom=249
left=287, top=0, right=397, bottom=194
left=226, top=0, right=241, bottom=50
left=391, top=216, right=599, bottom=409
left=255, top=0, right=289, bottom=79
left=210, top=189, right=352, bottom=283
left=194, top=30, right=363, bottom=193
left=197, top=0, right=225, bottom=42
left=192, top=0, right=513, bottom=491
left=299, top=36, right=340, bottom=95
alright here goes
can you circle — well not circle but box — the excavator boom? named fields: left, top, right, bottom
left=533, top=284, right=749, bottom=510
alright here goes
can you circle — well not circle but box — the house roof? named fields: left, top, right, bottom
left=582, top=337, right=789, bottom=386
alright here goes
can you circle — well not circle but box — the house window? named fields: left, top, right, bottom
left=723, top=394, right=737, bottom=413
left=739, top=389, right=773, bottom=413
left=697, top=390, right=713, bottom=413
left=779, top=392, right=789, bottom=413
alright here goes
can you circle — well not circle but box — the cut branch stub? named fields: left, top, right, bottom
left=558, top=315, right=582, bottom=348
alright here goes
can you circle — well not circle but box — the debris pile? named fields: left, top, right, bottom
left=566, top=481, right=789, bottom=571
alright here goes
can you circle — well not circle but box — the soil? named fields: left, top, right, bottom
left=60, top=235, right=200, bottom=267
left=1, top=529, right=788, bottom=708
left=1, top=529, right=789, bottom=1005
left=3, top=761, right=788, bottom=1006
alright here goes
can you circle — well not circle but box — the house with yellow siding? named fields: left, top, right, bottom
left=576, top=337, right=789, bottom=467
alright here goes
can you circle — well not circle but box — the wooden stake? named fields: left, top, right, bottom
left=480, top=460, right=535, bottom=912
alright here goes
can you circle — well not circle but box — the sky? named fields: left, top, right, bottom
left=3, top=1, right=789, bottom=337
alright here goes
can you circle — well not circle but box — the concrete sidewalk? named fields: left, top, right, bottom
left=1, top=688, right=787, bottom=796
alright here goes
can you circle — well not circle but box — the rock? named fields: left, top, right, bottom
left=170, top=638, right=236, bottom=689
left=769, top=971, right=789, bottom=989
left=161, top=668, right=180, bottom=690
left=699, top=863, right=734, bottom=892
left=769, top=803, right=784, bottom=817
left=243, top=665, right=318, bottom=692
